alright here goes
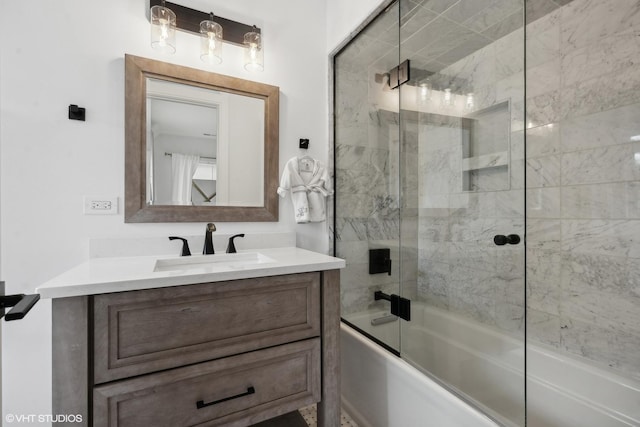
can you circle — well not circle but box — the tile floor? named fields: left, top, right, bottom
left=299, top=405, right=359, bottom=427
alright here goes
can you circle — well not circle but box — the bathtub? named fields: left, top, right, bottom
left=341, top=304, right=640, bottom=427
left=341, top=321, right=498, bottom=427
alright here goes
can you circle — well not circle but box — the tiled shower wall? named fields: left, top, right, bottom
left=525, top=0, right=640, bottom=378
left=414, top=0, right=640, bottom=378
left=412, top=26, right=526, bottom=335
left=334, top=7, right=404, bottom=319
left=334, top=86, right=403, bottom=316
left=334, top=0, right=640, bottom=380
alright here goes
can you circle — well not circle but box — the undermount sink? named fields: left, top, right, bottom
left=153, top=252, right=276, bottom=272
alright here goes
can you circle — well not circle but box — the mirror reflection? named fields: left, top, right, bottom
left=146, top=78, right=265, bottom=207
left=124, top=54, right=279, bottom=223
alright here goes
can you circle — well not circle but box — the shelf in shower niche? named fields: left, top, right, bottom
left=461, top=99, right=511, bottom=192
left=462, top=151, right=508, bottom=171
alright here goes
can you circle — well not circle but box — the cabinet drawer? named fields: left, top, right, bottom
left=93, top=273, right=320, bottom=383
left=94, top=339, right=320, bottom=427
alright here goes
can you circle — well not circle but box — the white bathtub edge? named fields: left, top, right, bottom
left=341, top=323, right=499, bottom=427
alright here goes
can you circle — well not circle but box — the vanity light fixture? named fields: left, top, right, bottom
left=243, top=26, right=264, bottom=72
left=148, top=0, right=263, bottom=71
left=150, top=0, right=176, bottom=54
left=200, top=13, right=223, bottom=65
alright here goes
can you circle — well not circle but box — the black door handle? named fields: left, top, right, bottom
left=494, top=234, right=521, bottom=246
left=507, top=234, right=521, bottom=245
left=1, top=294, right=40, bottom=321
left=494, top=235, right=508, bottom=245
left=196, top=386, right=255, bottom=409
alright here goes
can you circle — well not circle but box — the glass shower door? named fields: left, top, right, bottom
left=398, top=0, right=526, bottom=425
left=334, top=2, right=402, bottom=352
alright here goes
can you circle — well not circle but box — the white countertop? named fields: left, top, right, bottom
left=37, top=247, right=345, bottom=299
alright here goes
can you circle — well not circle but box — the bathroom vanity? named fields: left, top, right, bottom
left=38, top=247, right=344, bottom=427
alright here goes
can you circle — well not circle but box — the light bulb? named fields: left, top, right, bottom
left=159, top=21, right=169, bottom=45
left=442, top=88, right=453, bottom=107
left=465, top=92, right=474, bottom=111
left=419, top=81, right=432, bottom=102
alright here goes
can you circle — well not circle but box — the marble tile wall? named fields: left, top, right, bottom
left=408, top=0, right=640, bottom=378
left=410, top=17, right=526, bottom=336
left=334, top=0, right=639, bottom=380
left=525, top=0, right=640, bottom=379
left=334, top=15, right=403, bottom=318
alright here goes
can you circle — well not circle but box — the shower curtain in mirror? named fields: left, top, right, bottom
left=171, top=153, right=200, bottom=205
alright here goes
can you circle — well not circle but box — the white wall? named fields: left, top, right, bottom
left=0, top=0, right=328, bottom=422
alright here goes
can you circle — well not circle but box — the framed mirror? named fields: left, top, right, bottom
left=125, top=54, right=279, bottom=222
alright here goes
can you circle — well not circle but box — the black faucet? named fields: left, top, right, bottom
left=226, top=234, right=245, bottom=253
left=203, top=223, right=216, bottom=254
left=169, top=236, right=191, bottom=256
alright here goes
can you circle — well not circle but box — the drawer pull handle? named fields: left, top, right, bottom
left=196, top=386, right=255, bottom=409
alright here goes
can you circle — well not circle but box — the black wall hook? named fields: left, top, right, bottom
left=299, top=138, right=309, bottom=149
left=68, top=104, right=86, bottom=121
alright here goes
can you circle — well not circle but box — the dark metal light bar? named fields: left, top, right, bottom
left=149, top=0, right=260, bottom=47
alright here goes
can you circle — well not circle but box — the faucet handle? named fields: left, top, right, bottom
left=226, top=234, right=245, bottom=253
left=169, top=236, right=191, bottom=256
left=203, top=223, right=216, bottom=255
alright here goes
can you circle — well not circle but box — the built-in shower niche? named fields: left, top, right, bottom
left=461, top=100, right=510, bottom=192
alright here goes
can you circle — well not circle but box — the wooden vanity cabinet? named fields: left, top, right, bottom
left=52, top=270, right=340, bottom=427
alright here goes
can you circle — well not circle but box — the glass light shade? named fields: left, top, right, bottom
left=419, top=80, right=432, bottom=103
left=243, top=31, right=264, bottom=72
left=465, top=92, right=475, bottom=110
left=150, top=5, right=176, bottom=54
left=442, top=88, right=453, bottom=107
left=200, top=20, right=223, bottom=65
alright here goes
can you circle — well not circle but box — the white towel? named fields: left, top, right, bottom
left=277, top=156, right=333, bottom=223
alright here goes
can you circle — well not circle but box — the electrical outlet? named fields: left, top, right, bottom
left=91, top=200, right=112, bottom=210
left=83, top=196, right=118, bottom=215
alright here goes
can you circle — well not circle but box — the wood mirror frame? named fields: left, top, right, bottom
left=124, top=54, right=279, bottom=222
